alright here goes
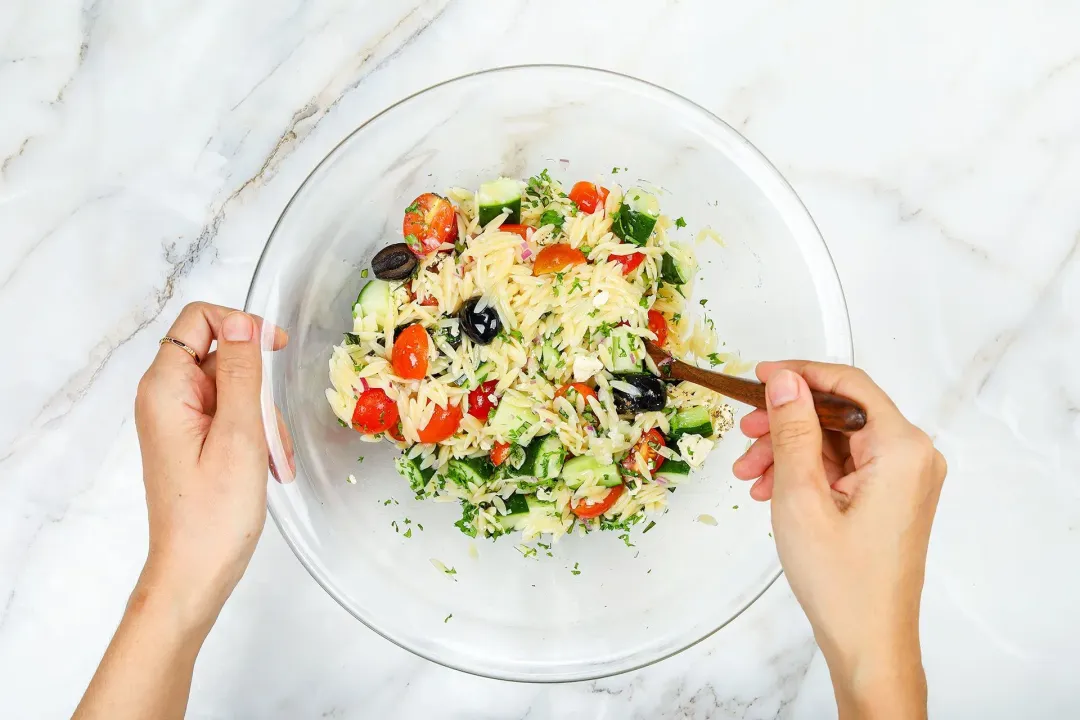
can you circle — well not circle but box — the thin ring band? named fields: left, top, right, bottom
left=159, top=336, right=202, bottom=365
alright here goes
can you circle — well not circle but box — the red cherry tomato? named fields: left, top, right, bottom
left=568, top=182, right=610, bottom=214
left=647, top=309, right=668, bottom=346
left=571, top=484, right=624, bottom=519
left=387, top=423, right=405, bottom=442
left=532, top=244, right=587, bottom=276
left=490, top=441, right=511, bottom=467
left=467, top=379, right=500, bottom=421
left=351, top=388, right=399, bottom=435
left=391, top=324, right=429, bottom=380
left=610, top=252, right=645, bottom=275
left=417, top=403, right=463, bottom=443
left=621, top=428, right=666, bottom=475
left=554, top=383, right=598, bottom=403
left=501, top=224, right=532, bottom=240
left=403, top=193, right=458, bottom=257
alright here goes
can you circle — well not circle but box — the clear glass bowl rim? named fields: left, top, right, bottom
left=245, top=63, right=854, bottom=683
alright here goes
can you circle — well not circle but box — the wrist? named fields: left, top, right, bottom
left=132, top=556, right=231, bottom=643
left=822, top=631, right=927, bottom=720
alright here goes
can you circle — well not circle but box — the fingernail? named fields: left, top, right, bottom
left=223, top=312, right=254, bottom=342
left=767, top=370, right=800, bottom=407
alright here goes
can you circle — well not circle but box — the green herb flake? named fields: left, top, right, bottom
left=675, top=217, right=687, bottom=228
left=570, top=562, right=581, bottom=576
left=510, top=329, right=524, bottom=343
left=611, top=167, right=620, bottom=174
left=357, top=456, right=365, bottom=463
left=642, top=521, right=657, bottom=534
left=403, top=528, right=413, bottom=538
left=444, top=613, right=453, bottom=623
left=672, top=313, right=682, bottom=324
left=618, top=533, right=635, bottom=548
left=732, top=505, right=739, bottom=510
left=539, top=209, right=565, bottom=229
left=391, top=520, right=399, bottom=533
left=418, top=524, right=424, bottom=531
left=444, top=566, right=457, bottom=577
left=570, top=278, right=583, bottom=294
left=639, top=296, right=649, bottom=308
left=405, top=202, right=420, bottom=214
left=699, top=298, right=708, bottom=306
left=707, top=353, right=724, bottom=367
left=337, top=418, right=349, bottom=428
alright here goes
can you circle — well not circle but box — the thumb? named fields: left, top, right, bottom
left=208, top=311, right=266, bottom=450
left=766, top=369, right=828, bottom=496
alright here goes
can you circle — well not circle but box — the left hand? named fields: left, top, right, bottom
left=133, top=302, right=290, bottom=633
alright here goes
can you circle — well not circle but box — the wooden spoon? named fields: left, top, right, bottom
left=644, top=341, right=867, bottom=432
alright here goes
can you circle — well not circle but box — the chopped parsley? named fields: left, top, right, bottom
left=539, top=209, right=565, bottom=229
left=357, top=456, right=365, bottom=463
left=732, top=505, right=739, bottom=510
left=405, top=201, right=420, bottom=214
left=418, top=523, right=424, bottom=531
left=642, top=520, right=657, bottom=534
left=611, top=167, right=620, bottom=174
left=570, top=562, right=581, bottom=576
left=403, top=528, right=413, bottom=538
left=509, top=329, right=524, bottom=343
left=699, top=298, right=708, bottom=306
left=570, top=278, right=583, bottom=294
left=454, top=501, right=479, bottom=537
left=618, top=533, right=635, bottom=548
left=707, top=353, right=724, bottom=367
left=444, top=566, right=457, bottom=578
left=674, top=217, right=687, bottom=228
left=671, top=313, right=681, bottom=324
left=444, top=613, right=453, bottom=623
left=517, top=545, right=538, bottom=559
left=337, top=418, right=349, bottom=428
left=639, top=296, right=649, bottom=308
left=391, top=520, right=399, bottom=533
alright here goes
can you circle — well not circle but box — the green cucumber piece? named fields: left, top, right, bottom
left=612, top=187, right=660, bottom=246
left=560, top=455, right=623, bottom=490
left=539, top=341, right=561, bottom=380
left=669, top=406, right=714, bottom=440
left=517, top=434, right=566, bottom=480
left=503, top=492, right=530, bottom=516
left=654, top=459, right=691, bottom=483
left=661, top=251, right=693, bottom=285
left=446, top=456, right=495, bottom=488
left=496, top=495, right=554, bottom=532
left=487, top=389, right=541, bottom=446
left=395, top=455, right=436, bottom=494
left=478, top=178, right=522, bottom=225
left=354, top=279, right=393, bottom=325
left=473, top=361, right=497, bottom=386
left=602, top=326, right=645, bottom=373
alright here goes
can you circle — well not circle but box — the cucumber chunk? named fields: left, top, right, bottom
left=560, top=455, right=623, bottom=489
left=446, top=456, right=495, bottom=488
left=654, top=459, right=691, bottom=484
left=395, top=455, right=436, bottom=494
left=473, top=361, right=497, bottom=386
left=661, top=252, right=693, bottom=285
left=496, top=494, right=555, bottom=532
left=669, top=406, right=714, bottom=440
left=518, top=434, right=566, bottom=480
left=612, top=187, right=660, bottom=246
left=478, top=178, right=522, bottom=225
left=487, top=389, right=541, bottom=446
left=354, top=279, right=393, bottom=325
left=601, top=325, right=645, bottom=374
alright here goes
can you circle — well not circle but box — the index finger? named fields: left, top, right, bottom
left=153, top=302, right=288, bottom=372
left=755, top=360, right=902, bottom=431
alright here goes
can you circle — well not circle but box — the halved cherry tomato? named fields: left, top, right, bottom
left=554, top=383, right=598, bottom=403
left=387, top=423, right=405, bottom=442
left=572, top=484, right=624, bottom=519
left=490, top=441, right=511, bottom=467
left=501, top=224, right=532, bottom=241
left=467, top=379, right=500, bottom=421
left=417, top=403, right=463, bottom=443
left=351, top=388, right=399, bottom=435
left=391, top=324, right=428, bottom=380
left=610, top=252, right=645, bottom=275
left=568, top=181, right=610, bottom=214
left=647, top=309, right=668, bottom=346
left=533, top=244, right=587, bottom=276
left=403, top=193, right=458, bottom=257
left=621, top=428, right=666, bottom=475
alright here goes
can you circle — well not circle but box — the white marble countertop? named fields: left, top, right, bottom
left=3, top=1, right=1079, bottom=717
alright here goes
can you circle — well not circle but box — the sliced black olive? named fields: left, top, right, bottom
left=458, top=296, right=502, bottom=345
left=611, top=373, right=667, bottom=416
left=372, top=243, right=418, bottom=281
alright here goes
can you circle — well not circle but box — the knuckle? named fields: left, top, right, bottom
left=181, top=301, right=207, bottom=318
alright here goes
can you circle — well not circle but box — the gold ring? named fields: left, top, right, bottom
left=160, top=336, right=202, bottom=365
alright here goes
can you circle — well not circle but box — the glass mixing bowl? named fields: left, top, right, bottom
left=246, top=65, right=852, bottom=682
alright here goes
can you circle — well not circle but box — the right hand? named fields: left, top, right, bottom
left=732, top=362, right=946, bottom=718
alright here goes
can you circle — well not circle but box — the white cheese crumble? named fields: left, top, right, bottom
left=677, top=434, right=715, bottom=468
left=572, top=354, right=604, bottom=383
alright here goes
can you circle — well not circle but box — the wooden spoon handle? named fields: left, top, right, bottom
left=669, top=362, right=867, bottom=432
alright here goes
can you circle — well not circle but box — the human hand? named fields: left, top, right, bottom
left=133, top=303, right=290, bottom=635
left=732, top=362, right=946, bottom=719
